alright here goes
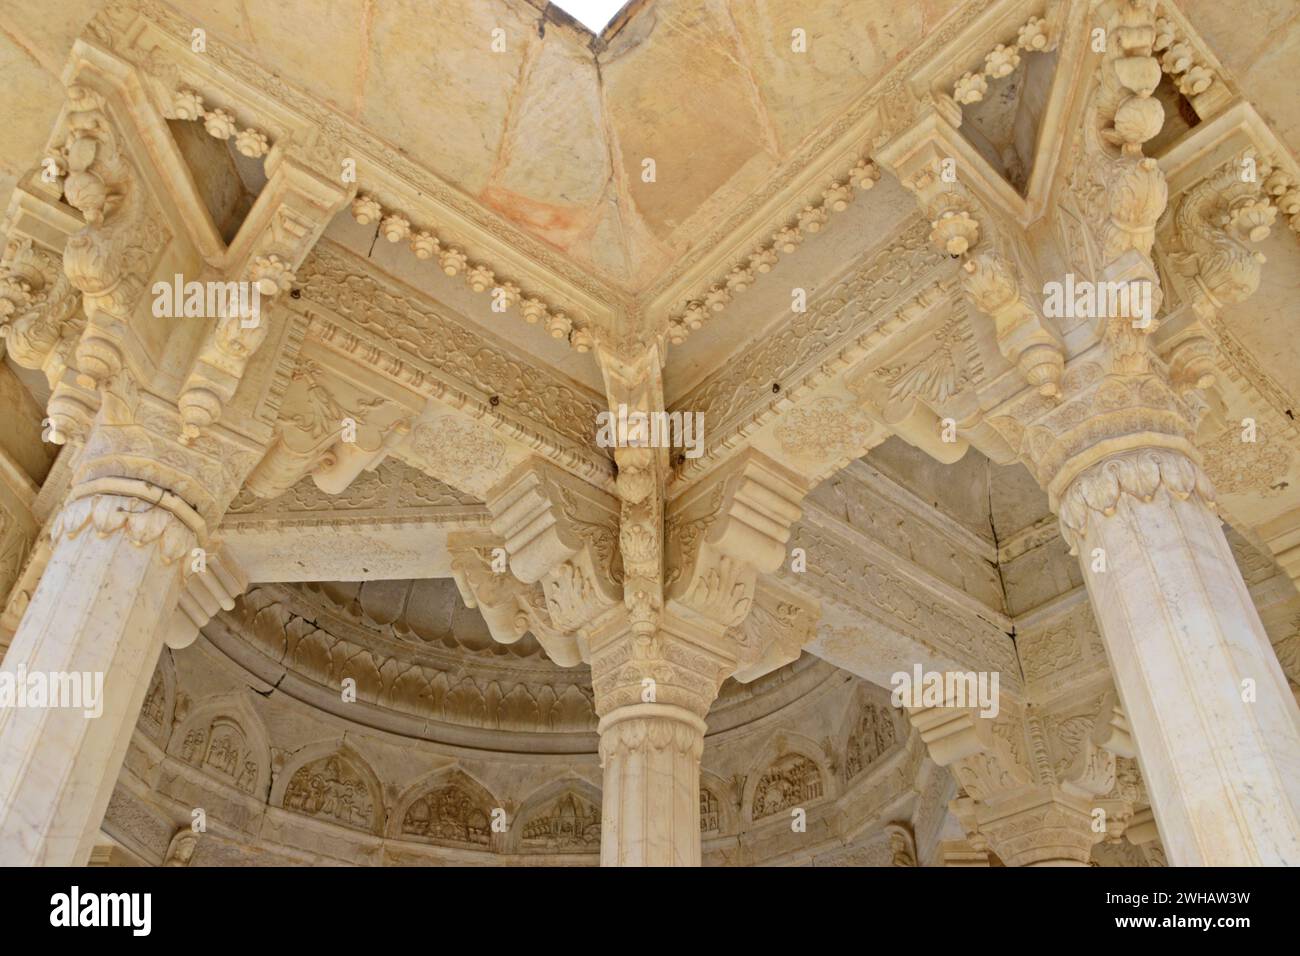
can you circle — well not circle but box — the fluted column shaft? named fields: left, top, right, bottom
left=0, top=488, right=198, bottom=865
left=597, top=704, right=707, bottom=867
left=1071, top=453, right=1300, bottom=865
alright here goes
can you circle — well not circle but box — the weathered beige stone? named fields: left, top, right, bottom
left=0, top=0, right=1298, bottom=870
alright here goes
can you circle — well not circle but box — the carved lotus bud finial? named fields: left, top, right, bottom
left=467, top=264, right=495, bottom=293
left=1020, top=343, right=1065, bottom=400
left=439, top=246, right=468, bottom=276
left=1153, top=17, right=1175, bottom=51
left=666, top=318, right=689, bottom=345
left=1018, top=16, right=1050, bottom=51
left=704, top=286, right=731, bottom=312
left=409, top=230, right=438, bottom=259
left=249, top=254, right=295, bottom=296
left=749, top=246, right=779, bottom=274
left=234, top=128, right=269, bottom=158
left=1160, top=43, right=1193, bottom=75
left=822, top=181, right=853, bottom=212
left=63, top=171, right=109, bottom=224
left=773, top=225, right=803, bottom=253
left=797, top=203, right=829, bottom=234
left=569, top=326, right=594, bottom=353
left=1169, top=337, right=1218, bottom=393
left=351, top=195, right=382, bottom=225
left=0, top=275, right=32, bottom=320
left=683, top=301, right=708, bottom=329
left=985, top=44, right=1020, bottom=78
left=178, top=385, right=222, bottom=444
left=725, top=265, right=753, bottom=294
left=546, top=311, right=571, bottom=339
left=519, top=297, right=546, bottom=324
left=380, top=214, right=410, bottom=243
left=495, top=281, right=521, bottom=309
left=1263, top=169, right=1293, bottom=197
left=73, top=336, right=122, bottom=389
left=172, top=89, right=205, bottom=121
left=929, top=209, right=980, bottom=257
left=1177, top=65, right=1213, bottom=97
left=954, top=71, right=988, bottom=105
left=202, top=107, right=238, bottom=140
left=852, top=158, right=881, bottom=191
left=1227, top=197, right=1276, bottom=243
left=1111, top=95, right=1164, bottom=150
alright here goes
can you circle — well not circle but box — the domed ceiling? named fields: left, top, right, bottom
left=205, top=575, right=851, bottom=750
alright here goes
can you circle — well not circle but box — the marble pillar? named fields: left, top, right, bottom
left=0, top=487, right=200, bottom=865
left=597, top=703, right=707, bottom=867
left=1070, top=450, right=1300, bottom=865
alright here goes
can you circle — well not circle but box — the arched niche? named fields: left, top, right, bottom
left=270, top=740, right=386, bottom=835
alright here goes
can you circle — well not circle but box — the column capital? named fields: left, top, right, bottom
left=53, top=482, right=204, bottom=562
left=908, top=693, right=1138, bottom=865
left=588, top=612, right=735, bottom=721
left=1056, top=446, right=1216, bottom=554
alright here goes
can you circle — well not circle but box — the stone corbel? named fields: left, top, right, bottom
left=0, top=236, right=83, bottom=391
left=908, top=703, right=1110, bottom=865
left=728, top=577, right=820, bottom=683
left=1163, top=157, right=1274, bottom=395
left=38, top=83, right=155, bottom=445
left=177, top=146, right=353, bottom=443
left=447, top=532, right=584, bottom=667
left=908, top=705, right=1036, bottom=804
left=665, top=450, right=807, bottom=638
left=486, top=457, right=623, bottom=638
left=877, top=118, right=1065, bottom=400
left=162, top=545, right=247, bottom=650
left=242, top=355, right=409, bottom=499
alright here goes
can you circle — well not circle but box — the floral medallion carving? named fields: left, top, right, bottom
left=776, top=397, right=873, bottom=463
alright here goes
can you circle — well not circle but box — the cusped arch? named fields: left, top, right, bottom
left=838, top=686, right=904, bottom=785
left=742, top=733, right=835, bottom=825
left=271, top=740, right=386, bottom=835
left=699, top=768, right=735, bottom=837
left=166, top=691, right=272, bottom=800
left=389, top=765, right=501, bottom=849
left=510, top=775, right=603, bottom=855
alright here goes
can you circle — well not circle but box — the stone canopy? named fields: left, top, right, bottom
left=0, top=0, right=1298, bottom=868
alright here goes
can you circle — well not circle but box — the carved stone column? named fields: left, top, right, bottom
left=1062, top=449, right=1300, bottom=864
left=0, top=67, right=303, bottom=863
left=591, top=619, right=721, bottom=867
left=0, top=486, right=200, bottom=864
left=481, top=440, right=815, bottom=866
